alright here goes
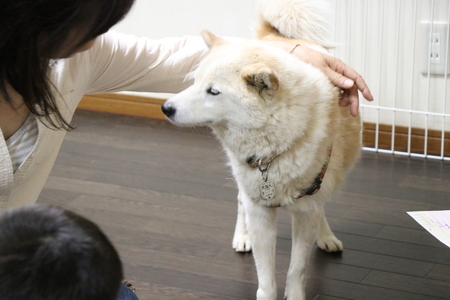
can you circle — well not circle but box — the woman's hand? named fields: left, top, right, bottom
left=292, top=45, right=373, bottom=117
left=267, top=40, right=374, bottom=117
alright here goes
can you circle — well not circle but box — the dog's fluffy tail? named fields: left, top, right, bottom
left=256, top=0, right=335, bottom=48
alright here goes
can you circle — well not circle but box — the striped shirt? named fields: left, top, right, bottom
left=5, top=114, right=38, bottom=173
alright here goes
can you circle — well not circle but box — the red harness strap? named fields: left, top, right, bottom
left=293, top=146, right=333, bottom=199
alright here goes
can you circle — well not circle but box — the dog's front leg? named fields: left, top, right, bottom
left=233, top=192, right=252, bottom=252
left=243, top=198, right=278, bottom=300
left=316, top=208, right=343, bottom=252
left=284, top=207, right=321, bottom=300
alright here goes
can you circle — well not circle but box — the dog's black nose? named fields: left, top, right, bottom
left=161, top=103, right=176, bottom=118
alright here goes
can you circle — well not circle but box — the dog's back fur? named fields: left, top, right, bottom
left=162, top=1, right=361, bottom=299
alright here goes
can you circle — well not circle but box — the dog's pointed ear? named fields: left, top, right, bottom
left=241, top=63, right=279, bottom=97
left=201, top=30, right=227, bottom=49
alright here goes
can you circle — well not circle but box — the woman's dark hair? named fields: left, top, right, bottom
left=0, top=204, right=124, bottom=300
left=0, top=0, right=135, bottom=130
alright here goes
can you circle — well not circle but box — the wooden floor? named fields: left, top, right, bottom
left=38, top=110, right=450, bottom=300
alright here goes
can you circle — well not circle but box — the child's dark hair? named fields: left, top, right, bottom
left=0, top=0, right=135, bottom=130
left=0, top=204, right=123, bottom=300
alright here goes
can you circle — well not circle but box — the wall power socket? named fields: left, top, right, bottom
left=421, top=21, right=450, bottom=76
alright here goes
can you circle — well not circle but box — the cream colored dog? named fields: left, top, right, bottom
left=162, top=0, right=361, bottom=299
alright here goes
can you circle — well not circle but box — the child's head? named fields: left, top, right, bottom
left=0, top=204, right=123, bottom=300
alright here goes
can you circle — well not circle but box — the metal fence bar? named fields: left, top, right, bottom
left=440, top=3, right=450, bottom=159
left=361, top=105, right=450, bottom=118
left=375, top=0, right=386, bottom=151
left=346, top=0, right=353, bottom=65
left=424, top=0, right=436, bottom=156
left=391, top=0, right=402, bottom=152
left=363, top=147, right=450, bottom=161
left=408, top=0, right=419, bottom=156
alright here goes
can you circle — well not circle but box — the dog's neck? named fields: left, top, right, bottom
left=211, top=124, right=297, bottom=165
left=244, top=141, right=334, bottom=205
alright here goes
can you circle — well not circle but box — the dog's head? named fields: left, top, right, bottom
left=162, top=31, right=334, bottom=146
left=162, top=31, right=288, bottom=129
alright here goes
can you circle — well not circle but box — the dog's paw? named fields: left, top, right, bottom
left=232, top=233, right=252, bottom=252
left=283, top=296, right=305, bottom=300
left=284, top=296, right=304, bottom=300
left=317, top=235, right=343, bottom=252
left=284, top=287, right=305, bottom=300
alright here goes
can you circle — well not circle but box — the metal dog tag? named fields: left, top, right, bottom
left=260, top=181, right=276, bottom=200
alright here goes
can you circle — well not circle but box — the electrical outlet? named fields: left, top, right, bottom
left=429, top=33, right=441, bottom=64
left=421, top=22, right=450, bottom=75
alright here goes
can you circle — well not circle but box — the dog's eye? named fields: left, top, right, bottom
left=207, top=87, right=220, bottom=96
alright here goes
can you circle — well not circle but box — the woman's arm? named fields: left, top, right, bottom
left=81, top=31, right=210, bottom=95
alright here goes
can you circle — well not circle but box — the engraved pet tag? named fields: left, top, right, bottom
left=260, top=181, right=276, bottom=200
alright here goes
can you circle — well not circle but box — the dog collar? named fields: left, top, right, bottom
left=293, top=146, right=333, bottom=199
left=246, top=153, right=281, bottom=201
left=246, top=153, right=281, bottom=168
left=247, top=145, right=333, bottom=205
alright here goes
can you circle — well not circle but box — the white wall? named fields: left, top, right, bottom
left=113, top=0, right=259, bottom=39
